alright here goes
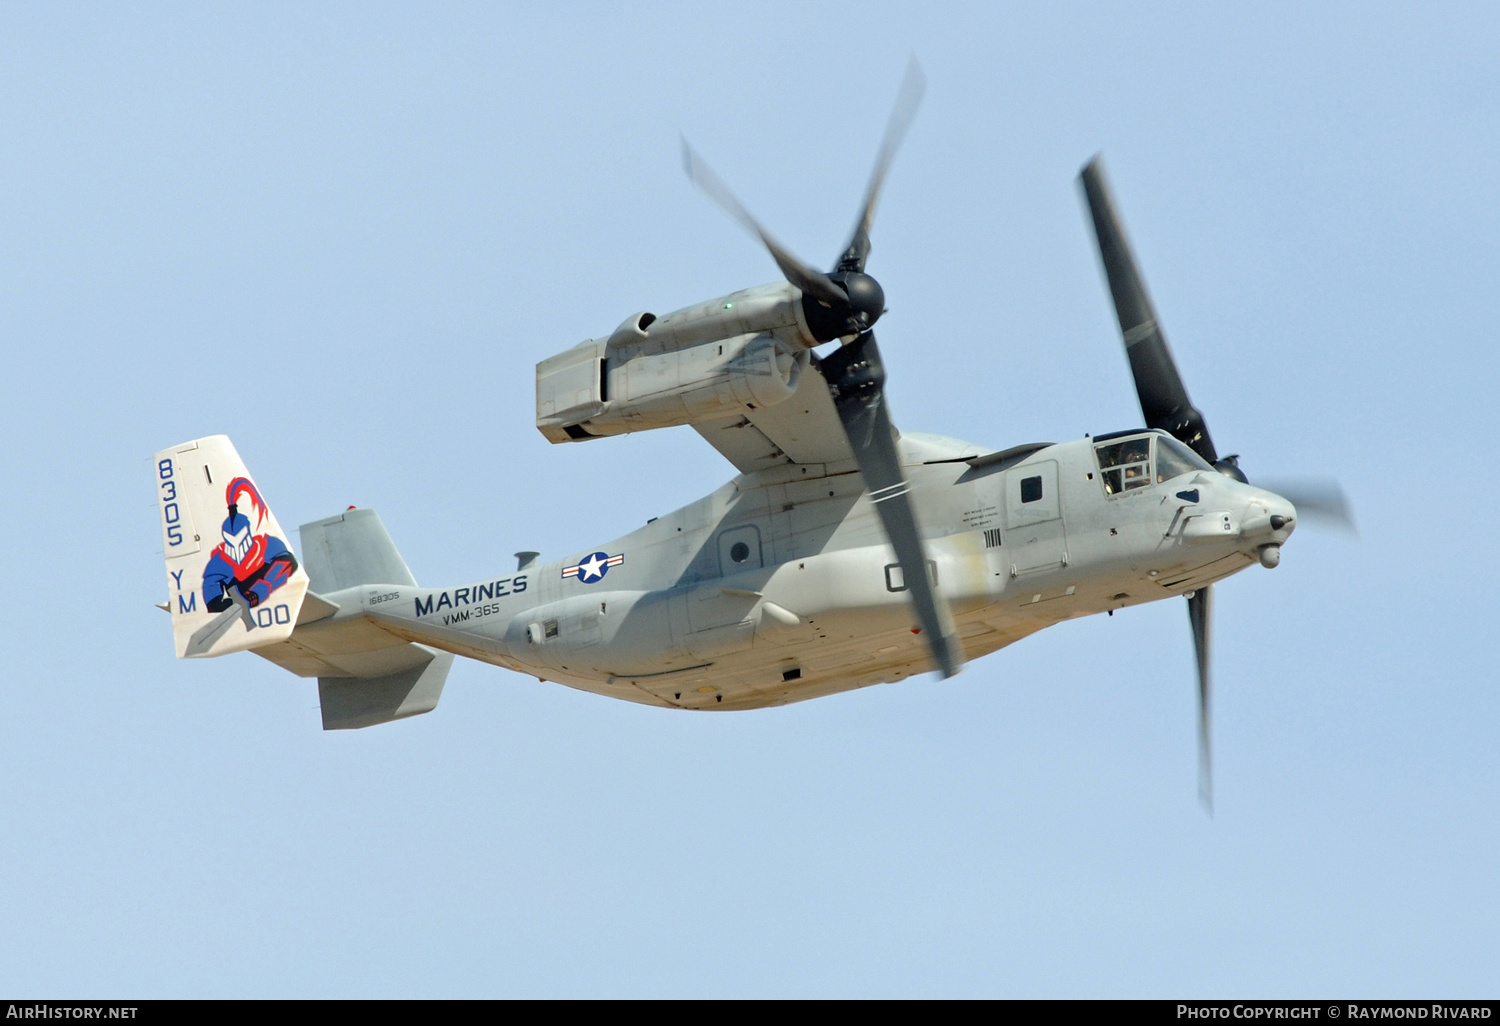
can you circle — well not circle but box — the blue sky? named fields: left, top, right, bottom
left=1, top=2, right=1496, bottom=997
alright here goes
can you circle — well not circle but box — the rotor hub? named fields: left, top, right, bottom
left=802, top=272, right=886, bottom=342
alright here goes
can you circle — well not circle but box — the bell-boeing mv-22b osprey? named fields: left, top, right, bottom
left=152, top=63, right=1348, bottom=804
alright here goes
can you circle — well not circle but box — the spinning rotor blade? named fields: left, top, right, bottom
left=1260, top=479, right=1357, bottom=532
left=1085, top=162, right=1219, bottom=810
left=681, top=140, right=850, bottom=306
left=1079, top=157, right=1218, bottom=464
left=1081, top=157, right=1357, bottom=810
left=836, top=56, right=927, bottom=274
left=822, top=332, right=964, bottom=678
left=1188, top=586, right=1214, bottom=813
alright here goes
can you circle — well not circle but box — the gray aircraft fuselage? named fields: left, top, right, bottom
left=302, top=430, right=1295, bottom=710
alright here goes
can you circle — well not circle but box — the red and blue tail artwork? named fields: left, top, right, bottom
left=155, top=437, right=311, bottom=659
left=202, top=477, right=299, bottom=612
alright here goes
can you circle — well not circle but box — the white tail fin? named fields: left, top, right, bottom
left=154, top=436, right=310, bottom=658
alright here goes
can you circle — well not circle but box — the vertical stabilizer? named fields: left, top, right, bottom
left=153, top=436, right=310, bottom=658
left=317, top=650, right=453, bottom=729
left=299, top=508, right=417, bottom=591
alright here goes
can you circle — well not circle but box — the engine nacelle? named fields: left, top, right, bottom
left=537, top=283, right=816, bottom=443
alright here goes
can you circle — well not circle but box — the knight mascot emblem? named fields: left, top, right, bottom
left=202, top=477, right=299, bottom=612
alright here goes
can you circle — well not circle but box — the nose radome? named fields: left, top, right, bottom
left=1250, top=491, right=1297, bottom=568
left=1266, top=494, right=1297, bottom=537
left=1233, top=486, right=1297, bottom=537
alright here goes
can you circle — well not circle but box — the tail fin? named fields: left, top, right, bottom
left=282, top=509, right=451, bottom=730
left=154, top=444, right=452, bottom=730
left=315, top=652, right=454, bottom=730
left=299, top=508, right=417, bottom=592
left=154, top=436, right=311, bottom=659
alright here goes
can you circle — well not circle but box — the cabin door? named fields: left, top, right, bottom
left=1005, top=460, right=1068, bottom=576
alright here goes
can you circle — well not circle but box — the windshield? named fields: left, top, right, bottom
left=1155, top=434, right=1214, bottom=482
left=1095, top=432, right=1215, bottom=494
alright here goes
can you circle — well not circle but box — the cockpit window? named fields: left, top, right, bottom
left=1156, top=434, right=1213, bottom=483
left=1095, top=436, right=1152, bottom=495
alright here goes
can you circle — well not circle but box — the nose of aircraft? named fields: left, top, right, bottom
left=1249, top=488, right=1297, bottom=567
left=1265, top=491, right=1297, bottom=534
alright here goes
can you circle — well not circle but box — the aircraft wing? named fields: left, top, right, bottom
left=692, top=354, right=859, bottom=474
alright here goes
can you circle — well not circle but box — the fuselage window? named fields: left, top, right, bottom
left=729, top=541, right=750, bottom=563
left=1020, top=476, right=1043, bottom=503
left=1095, top=436, right=1153, bottom=495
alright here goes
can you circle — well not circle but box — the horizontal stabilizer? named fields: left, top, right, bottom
left=152, top=441, right=449, bottom=730
left=318, top=647, right=453, bottom=730
left=267, top=506, right=448, bottom=728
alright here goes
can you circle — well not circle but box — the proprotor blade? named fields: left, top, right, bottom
left=681, top=139, right=849, bottom=306
left=1079, top=157, right=1218, bottom=464
left=821, top=332, right=964, bottom=678
left=1188, top=585, right=1214, bottom=814
left=1259, top=479, right=1357, bottom=533
left=836, top=56, right=927, bottom=274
